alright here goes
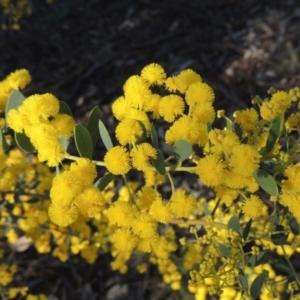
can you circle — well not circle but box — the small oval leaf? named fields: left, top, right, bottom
left=228, top=216, right=241, bottom=234
left=266, top=115, right=283, bottom=153
left=243, top=218, right=252, bottom=241
left=253, top=169, right=278, bottom=196
left=87, top=106, right=101, bottom=148
left=0, top=130, right=10, bottom=152
left=59, top=101, right=73, bottom=116
left=150, top=123, right=158, bottom=149
left=98, top=120, right=113, bottom=150
left=289, top=217, right=300, bottom=235
left=74, top=124, right=93, bottom=159
left=250, top=272, right=266, bottom=299
left=219, top=243, right=230, bottom=258
left=151, top=150, right=166, bottom=175
left=270, top=259, right=291, bottom=274
left=136, top=120, right=148, bottom=144
left=173, top=139, right=193, bottom=162
left=15, top=132, right=35, bottom=152
left=247, top=251, right=267, bottom=268
left=238, top=269, right=248, bottom=289
left=5, top=90, right=25, bottom=120
left=95, top=173, right=116, bottom=191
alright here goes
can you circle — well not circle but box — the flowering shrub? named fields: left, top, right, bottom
left=1, top=64, right=300, bottom=299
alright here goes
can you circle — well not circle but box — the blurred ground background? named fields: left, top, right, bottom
left=1, top=0, right=300, bottom=299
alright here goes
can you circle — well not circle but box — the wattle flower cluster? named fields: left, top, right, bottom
left=7, top=93, right=75, bottom=166
left=49, top=158, right=106, bottom=226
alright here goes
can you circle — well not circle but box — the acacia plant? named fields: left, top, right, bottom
left=1, top=64, right=300, bottom=299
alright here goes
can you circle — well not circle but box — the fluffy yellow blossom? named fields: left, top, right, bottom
left=50, top=171, right=85, bottom=205
left=132, top=213, right=157, bottom=238
left=191, top=102, right=215, bottom=124
left=104, top=146, right=131, bottom=175
left=165, top=115, right=208, bottom=146
left=176, top=69, right=202, bottom=92
left=242, top=195, right=266, bottom=218
left=111, top=228, right=137, bottom=252
left=74, top=187, right=105, bottom=218
left=136, top=186, right=158, bottom=210
left=208, top=129, right=240, bottom=156
left=285, top=113, right=300, bottom=133
left=123, top=75, right=152, bottom=109
left=106, top=201, right=137, bottom=227
left=229, top=144, right=261, bottom=176
left=130, top=142, right=157, bottom=171
left=115, top=118, right=144, bottom=145
left=215, top=185, right=239, bottom=206
left=48, top=202, right=79, bottom=227
left=165, top=76, right=182, bottom=93
left=143, top=93, right=161, bottom=118
left=112, top=96, right=132, bottom=121
left=69, top=158, right=97, bottom=187
left=234, top=108, right=259, bottom=132
left=22, top=93, right=60, bottom=120
left=271, top=91, right=292, bottom=111
left=6, top=68, right=31, bottom=90
left=185, top=82, right=215, bottom=106
left=158, top=94, right=185, bottom=122
left=150, top=197, right=172, bottom=223
left=6, top=106, right=30, bottom=133
left=51, top=114, right=75, bottom=138
left=141, top=63, right=166, bottom=86
left=260, top=92, right=291, bottom=122
left=169, top=189, right=197, bottom=218
left=196, top=154, right=225, bottom=187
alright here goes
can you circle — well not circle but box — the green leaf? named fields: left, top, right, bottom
left=271, top=224, right=288, bottom=245
left=265, top=115, right=283, bottom=153
left=247, top=251, right=267, bottom=268
left=271, top=209, right=280, bottom=225
left=228, top=216, right=241, bottom=234
left=172, top=139, right=193, bottom=162
left=95, top=173, right=116, bottom=191
left=238, top=269, right=248, bottom=289
left=56, top=166, right=60, bottom=175
left=270, top=259, right=291, bottom=274
left=202, top=200, right=210, bottom=216
left=5, top=90, right=25, bottom=121
left=225, top=117, right=233, bottom=132
left=14, top=132, right=35, bottom=152
left=243, top=218, right=252, bottom=241
left=59, top=138, right=70, bottom=151
left=136, top=120, right=148, bottom=144
left=250, top=272, right=266, bottom=299
left=0, top=130, right=10, bottom=152
left=150, top=123, right=158, bottom=149
left=59, top=101, right=73, bottom=116
left=253, top=169, right=278, bottom=196
left=151, top=150, right=166, bottom=175
left=98, top=120, right=113, bottom=150
left=74, top=124, right=93, bottom=159
left=289, top=216, right=299, bottom=235
left=206, top=122, right=212, bottom=133
left=87, top=106, right=101, bottom=148
left=219, top=243, right=230, bottom=258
